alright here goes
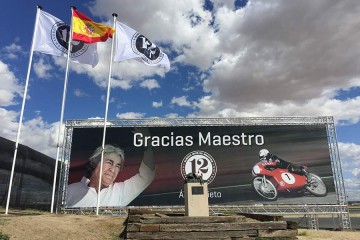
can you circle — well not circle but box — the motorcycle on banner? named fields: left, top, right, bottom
left=251, top=161, right=327, bottom=200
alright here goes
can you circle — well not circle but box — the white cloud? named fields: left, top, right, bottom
left=197, top=1, right=360, bottom=119
left=90, top=0, right=218, bottom=70
left=338, top=142, right=360, bottom=169
left=33, top=58, right=53, bottom=78
left=3, top=43, right=22, bottom=52
left=74, top=89, right=89, bottom=97
left=55, top=39, right=168, bottom=91
left=344, top=178, right=360, bottom=201
left=338, top=142, right=360, bottom=201
left=20, top=118, right=63, bottom=157
left=352, top=168, right=360, bottom=177
left=100, top=95, right=116, bottom=103
left=171, top=96, right=194, bottom=108
left=192, top=95, right=360, bottom=124
left=116, top=112, right=145, bottom=119
left=0, top=107, right=60, bottom=158
left=1, top=43, right=22, bottom=59
left=140, top=79, right=160, bottom=90
left=165, top=113, right=182, bottom=118
left=152, top=101, right=163, bottom=108
left=0, top=108, right=19, bottom=138
left=85, top=1, right=360, bottom=127
left=0, top=61, right=21, bottom=107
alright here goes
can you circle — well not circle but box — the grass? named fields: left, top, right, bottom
left=0, top=219, right=10, bottom=226
left=0, top=207, right=48, bottom=215
left=255, top=238, right=293, bottom=240
left=298, top=231, right=309, bottom=236
left=0, top=231, right=10, bottom=240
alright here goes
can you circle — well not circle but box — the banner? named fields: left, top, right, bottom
left=33, top=10, right=99, bottom=67
left=114, top=22, right=170, bottom=71
left=65, top=124, right=336, bottom=208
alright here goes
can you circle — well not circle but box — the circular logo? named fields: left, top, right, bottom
left=50, top=22, right=89, bottom=58
left=181, top=150, right=217, bottom=184
left=131, top=33, right=165, bottom=64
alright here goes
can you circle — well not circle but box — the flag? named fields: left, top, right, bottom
left=33, top=9, right=99, bottom=67
left=114, top=22, right=170, bottom=71
left=72, top=9, right=115, bottom=44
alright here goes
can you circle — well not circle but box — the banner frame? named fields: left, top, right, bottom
left=56, top=116, right=350, bottom=228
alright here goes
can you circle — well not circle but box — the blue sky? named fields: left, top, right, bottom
left=1, top=0, right=359, bottom=201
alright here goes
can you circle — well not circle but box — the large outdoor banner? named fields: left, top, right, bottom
left=65, top=124, right=337, bottom=208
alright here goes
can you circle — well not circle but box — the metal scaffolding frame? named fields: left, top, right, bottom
left=56, top=116, right=351, bottom=229
left=326, top=121, right=352, bottom=229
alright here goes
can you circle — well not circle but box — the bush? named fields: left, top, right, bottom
left=0, top=231, right=10, bottom=240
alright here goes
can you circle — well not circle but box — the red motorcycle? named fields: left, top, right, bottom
left=251, top=161, right=327, bottom=200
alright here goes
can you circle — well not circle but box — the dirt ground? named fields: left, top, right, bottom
left=0, top=211, right=359, bottom=240
left=0, top=212, right=127, bottom=240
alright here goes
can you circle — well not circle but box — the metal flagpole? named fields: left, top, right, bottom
left=50, top=6, right=75, bottom=214
left=96, top=13, right=118, bottom=215
left=5, top=5, right=42, bottom=215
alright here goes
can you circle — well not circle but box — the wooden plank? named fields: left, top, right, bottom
left=125, top=211, right=298, bottom=239
left=159, top=221, right=287, bottom=232
left=126, top=230, right=258, bottom=239
left=127, top=208, right=184, bottom=215
left=126, top=223, right=141, bottom=232
left=258, top=229, right=298, bottom=238
left=128, top=215, right=141, bottom=223
left=139, top=224, right=160, bottom=232
left=140, top=215, right=246, bottom=224
left=239, top=213, right=284, bottom=222
left=128, top=208, right=159, bottom=215
left=155, top=213, right=170, bottom=218
left=287, top=220, right=298, bottom=229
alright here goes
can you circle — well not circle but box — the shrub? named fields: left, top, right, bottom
left=0, top=231, right=10, bottom=240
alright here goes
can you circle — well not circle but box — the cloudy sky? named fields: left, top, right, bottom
left=1, top=0, right=359, bottom=201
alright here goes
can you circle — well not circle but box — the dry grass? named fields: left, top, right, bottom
left=297, top=229, right=360, bottom=240
left=0, top=210, right=126, bottom=240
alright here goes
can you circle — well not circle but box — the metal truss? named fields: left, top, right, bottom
left=57, top=116, right=351, bottom=229
left=64, top=116, right=334, bottom=128
left=56, top=126, right=73, bottom=213
left=60, top=207, right=128, bottom=216
left=58, top=203, right=350, bottom=215
left=326, top=121, right=351, bottom=229
left=208, top=204, right=350, bottom=215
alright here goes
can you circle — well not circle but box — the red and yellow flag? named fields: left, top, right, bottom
left=72, top=9, right=115, bottom=44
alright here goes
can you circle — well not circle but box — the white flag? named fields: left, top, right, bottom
left=33, top=10, right=99, bottom=67
left=114, top=22, right=170, bottom=71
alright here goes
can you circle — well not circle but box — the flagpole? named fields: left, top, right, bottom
left=5, top=5, right=42, bottom=215
left=49, top=6, right=75, bottom=214
left=96, top=13, right=118, bottom=215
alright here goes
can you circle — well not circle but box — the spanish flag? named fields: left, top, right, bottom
left=72, top=9, right=115, bottom=44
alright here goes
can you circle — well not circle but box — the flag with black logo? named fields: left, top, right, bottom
left=33, top=9, right=99, bottom=67
left=114, top=21, right=170, bottom=71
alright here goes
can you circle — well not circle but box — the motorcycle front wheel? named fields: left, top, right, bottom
left=305, top=173, right=327, bottom=197
left=252, top=176, right=278, bottom=200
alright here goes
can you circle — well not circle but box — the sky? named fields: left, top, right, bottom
left=0, top=0, right=359, bottom=201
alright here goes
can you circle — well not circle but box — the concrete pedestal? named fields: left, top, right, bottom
left=184, top=182, right=209, bottom=216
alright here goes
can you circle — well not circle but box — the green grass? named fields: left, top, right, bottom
left=0, top=231, right=10, bottom=240
left=298, top=231, right=308, bottom=236
left=0, top=218, right=10, bottom=225
left=255, top=238, right=294, bottom=240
